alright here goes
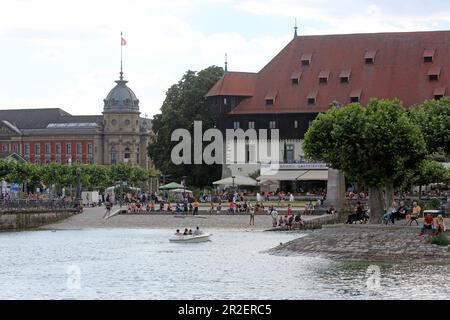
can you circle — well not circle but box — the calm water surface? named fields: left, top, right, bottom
left=0, top=229, right=449, bottom=300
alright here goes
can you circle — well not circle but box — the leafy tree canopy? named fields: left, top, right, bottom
left=148, top=66, right=224, bottom=187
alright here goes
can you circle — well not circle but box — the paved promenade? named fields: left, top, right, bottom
left=271, top=223, right=450, bottom=263
left=41, top=205, right=326, bottom=230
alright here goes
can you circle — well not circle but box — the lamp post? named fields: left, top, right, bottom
left=76, top=167, right=82, bottom=203
left=182, top=176, right=187, bottom=198
left=182, top=175, right=187, bottom=214
left=232, top=176, right=236, bottom=191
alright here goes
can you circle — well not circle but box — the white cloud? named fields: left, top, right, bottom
left=1, top=0, right=450, bottom=117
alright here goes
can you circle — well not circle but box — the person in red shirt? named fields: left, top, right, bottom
left=419, top=213, right=436, bottom=236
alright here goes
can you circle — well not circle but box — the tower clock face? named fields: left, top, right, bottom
left=111, top=119, right=117, bottom=126
left=124, top=119, right=130, bottom=126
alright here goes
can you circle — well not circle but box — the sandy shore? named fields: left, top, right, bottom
left=40, top=205, right=296, bottom=230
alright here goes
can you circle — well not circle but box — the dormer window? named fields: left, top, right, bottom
left=307, top=91, right=318, bottom=106
left=350, top=89, right=362, bottom=103
left=423, top=49, right=435, bottom=63
left=124, top=98, right=130, bottom=105
left=428, top=67, right=441, bottom=81
left=301, top=53, right=312, bottom=66
left=291, top=71, right=302, bottom=85
left=265, top=91, right=278, bottom=106
left=364, top=50, right=376, bottom=64
left=434, top=87, right=446, bottom=100
left=319, top=70, right=330, bottom=84
left=340, top=69, right=351, bottom=83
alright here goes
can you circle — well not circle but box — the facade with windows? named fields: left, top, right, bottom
left=206, top=30, right=450, bottom=192
left=0, top=73, right=153, bottom=169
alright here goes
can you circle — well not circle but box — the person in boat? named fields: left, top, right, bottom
left=188, top=229, right=193, bottom=235
left=183, top=228, right=189, bottom=235
left=174, top=229, right=182, bottom=236
left=193, top=226, right=203, bottom=235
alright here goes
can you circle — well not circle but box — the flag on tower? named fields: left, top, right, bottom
left=121, top=36, right=127, bottom=46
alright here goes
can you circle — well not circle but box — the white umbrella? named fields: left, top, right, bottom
left=213, top=176, right=257, bottom=186
left=168, top=188, right=193, bottom=194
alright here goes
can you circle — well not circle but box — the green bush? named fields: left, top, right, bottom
left=430, top=198, right=441, bottom=210
left=426, top=233, right=450, bottom=246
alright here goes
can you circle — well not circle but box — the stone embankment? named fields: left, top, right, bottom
left=0, top=211, right=74, bottom=231
left=270, top=224, right=450, bottom=263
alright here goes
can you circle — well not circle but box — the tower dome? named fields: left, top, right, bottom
left=103, top=77, right=140, bottom=113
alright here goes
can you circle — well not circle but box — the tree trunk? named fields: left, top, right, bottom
left=419, top=185, right=422, bottom=200
left=384, top=181, right=394, bottom=209
left=368, top=186, right=384, bottom=224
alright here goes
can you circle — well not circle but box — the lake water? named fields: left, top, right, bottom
left=0, top=229, right=449, bottom=300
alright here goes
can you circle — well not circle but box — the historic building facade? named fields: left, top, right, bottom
left=206, top=30, right=450, bottom=195
left=0, top=73, right=153, bottom=169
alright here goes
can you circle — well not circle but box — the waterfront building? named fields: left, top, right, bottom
left=0, top=72, right=153, bottom=169
left=206, top=29, right=450, bottom=195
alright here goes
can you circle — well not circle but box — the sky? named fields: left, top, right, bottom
left=2, top=0, right=450, bottom=118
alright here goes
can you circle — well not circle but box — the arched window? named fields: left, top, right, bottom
left=124, top=147, right=131, bottom=162
left=111, top=147, right=117, bottom=164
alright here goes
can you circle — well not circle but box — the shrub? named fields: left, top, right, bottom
left=426, top=233, right=450, bottom=246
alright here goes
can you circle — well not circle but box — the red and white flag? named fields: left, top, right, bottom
left=121, top=36, right=127, bottom=46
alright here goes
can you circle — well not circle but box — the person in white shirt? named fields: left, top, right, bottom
left=193, top=226, right=203, bottom=235
left=270, top=206, right=279, bottom=227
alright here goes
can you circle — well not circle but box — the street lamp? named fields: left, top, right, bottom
left=182, top=176, right=187, bottom=197
left=182, top=175, right=187, bottom=213
left=76, top=167, right=82, bottom=202
left=232, top=176, right=236, bottom=191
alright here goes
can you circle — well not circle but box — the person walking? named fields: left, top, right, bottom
left=249, top=207, right=255, bottom=226
left=103, top=201, right=112, bottom=219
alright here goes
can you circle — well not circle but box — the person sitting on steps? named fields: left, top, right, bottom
left=419, top=213, right=436, bottom=236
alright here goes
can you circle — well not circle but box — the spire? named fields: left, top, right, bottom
left=224, top=53, right=228, bottom=73
left=294, top=18, right=298, bottom=38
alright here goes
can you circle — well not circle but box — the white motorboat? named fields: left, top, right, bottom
left=169, top=233, right=212, bottom=243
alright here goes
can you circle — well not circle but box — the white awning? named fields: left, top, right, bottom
left=259, top=170, right=308, bottom=181
left=213, top=176, right=258, bottom=186
left=297, top=170, right=329, bottom=181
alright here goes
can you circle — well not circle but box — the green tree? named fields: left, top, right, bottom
left=0, top=160, right=13, bottom=181
left=148, top=66, right=224, bottom=188
left=303, top=99, right=426, bottom=223
left=6, top=162, right=42, bottom=192
left=410, top=97, right=450, bottom=157
left=410, top=159, right=448, bottom=198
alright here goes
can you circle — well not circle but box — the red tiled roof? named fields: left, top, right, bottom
left=205, top=72, right=256, bottom=97
left=217, top=31, right=450, bottom=114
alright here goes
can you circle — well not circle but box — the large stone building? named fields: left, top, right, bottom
left=206, top=30, right=450, bottom=195
left=0, top=72, right=153, bottom=168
